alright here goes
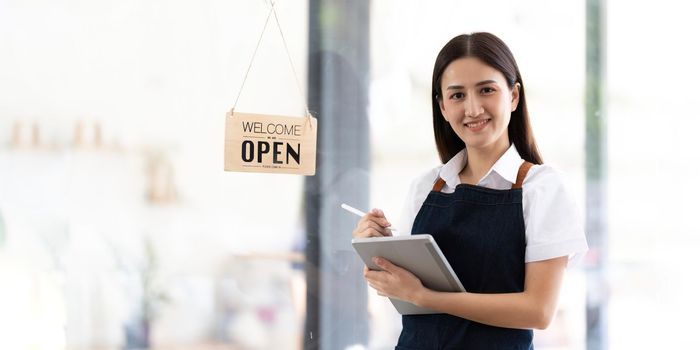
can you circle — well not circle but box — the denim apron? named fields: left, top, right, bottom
left=396, top=161, right=534, bottom=350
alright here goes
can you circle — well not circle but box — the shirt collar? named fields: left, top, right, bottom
left=438, top=144, right=523, bottom=188
left=490, top=143, right=523, bottom=184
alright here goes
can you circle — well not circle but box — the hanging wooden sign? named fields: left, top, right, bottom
left=224, top=111, right=317, bottom=175
left=224, top=3, right=316, bottom=175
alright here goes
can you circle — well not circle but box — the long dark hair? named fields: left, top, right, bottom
left=431, top=32, right=542, bottom=165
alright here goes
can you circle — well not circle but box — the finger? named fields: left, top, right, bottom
left=354, top=221, right=383, bottom=238
left=370, top=208, right=385, bottom=218
left=361, top=228, right=387, bottom=238
left=352, top=222, right=369, bottom=238
left=361, top=222, right=390, bottom=237
left=364, top=269, right=389, bottom=283
left=375, top=227, right=392, bottom=237
left=374, top=257, right=396, bottom=273
left=369, top=209, right=392, bottom=227
left=368, top=209, right=392, bottom=227
left=353, top=214, right=387, bottom=238
left=364, top=269, right=380, bottom=280
left=362, top=221, right=392, bottom=237
left=362, top=220, right=385, bottom=234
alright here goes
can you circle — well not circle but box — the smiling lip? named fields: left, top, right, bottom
left=464, top=119, right=490, bottom=131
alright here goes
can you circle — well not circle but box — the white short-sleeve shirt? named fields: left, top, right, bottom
left=395, top=144, right=589, bottom=266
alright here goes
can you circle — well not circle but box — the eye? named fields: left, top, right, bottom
left=480, top=87, right=496, bottom=94
left=449, top=92, right=465, bottom=100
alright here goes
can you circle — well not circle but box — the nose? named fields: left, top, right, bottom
left=463, top=94, right=484, bottom=118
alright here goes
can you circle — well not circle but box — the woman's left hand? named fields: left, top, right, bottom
left=364, top=257, right=428, bottom=304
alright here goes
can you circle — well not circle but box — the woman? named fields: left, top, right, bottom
left=352, top=32, right=589, bottom=349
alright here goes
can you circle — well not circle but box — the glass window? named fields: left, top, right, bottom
left=3, top=0, right=698, bottom=349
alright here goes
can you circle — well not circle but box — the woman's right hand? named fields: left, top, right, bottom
left=352, top=208, right=393, bottom=238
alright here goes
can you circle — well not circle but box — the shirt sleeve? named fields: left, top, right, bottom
left=522, top=165, right=589, bottom=266
left=395, top=167, right=440, bottom=236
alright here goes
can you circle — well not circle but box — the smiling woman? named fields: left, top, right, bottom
left=438, top=57, right=518, bottom=182
left=431, top=33, right=541, bottom=168
left=353, top=32, right=588, bottom=349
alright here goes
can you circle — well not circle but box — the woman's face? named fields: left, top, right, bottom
left=439, top=57, right=519, bottom=152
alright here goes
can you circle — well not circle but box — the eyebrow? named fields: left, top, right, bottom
left=446, top=80, right=498, bottom=90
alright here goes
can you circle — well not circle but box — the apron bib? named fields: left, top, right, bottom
left=396, top=162, right=534, bottom=350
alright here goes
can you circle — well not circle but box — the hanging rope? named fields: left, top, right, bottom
left=230, top=0, right=312, bottom=123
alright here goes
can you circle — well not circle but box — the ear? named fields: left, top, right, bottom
left=511, top=82, right=521, bottom=112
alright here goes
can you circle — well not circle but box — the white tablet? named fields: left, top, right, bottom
left=351, top=234, right=466, bottom=315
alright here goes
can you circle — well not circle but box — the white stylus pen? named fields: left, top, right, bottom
left=341, top=203, right=397, bottom=231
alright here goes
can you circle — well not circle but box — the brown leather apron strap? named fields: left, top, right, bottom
left=432, top=177, right=447, bottom=192
left=432, top=161, right=533, bottom=191
left=512, top=161, right=534, bottom=189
